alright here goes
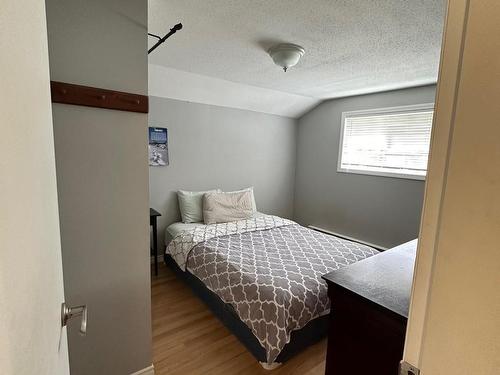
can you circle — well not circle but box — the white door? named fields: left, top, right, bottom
left=0, top=0, right=70, bottom=374
left=403, top=0, right=500, bottom=374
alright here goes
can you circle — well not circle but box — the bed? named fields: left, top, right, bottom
left=164, top=214, right=379, bottom=368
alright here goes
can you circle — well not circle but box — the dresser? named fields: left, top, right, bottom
left=322, top=239, right=417, bottom=375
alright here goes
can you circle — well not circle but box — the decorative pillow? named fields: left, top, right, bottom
left=224, top=187, right=257, bottom=212
left=203, top=190, right=254, bottom=224
left=178, top=189, right=220, bottom=223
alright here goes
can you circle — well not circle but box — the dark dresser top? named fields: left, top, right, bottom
left=322, top=239, right=417, bottom=318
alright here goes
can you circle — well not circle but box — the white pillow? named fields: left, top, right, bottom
left=203, top=190, right=254, bottom=224
left=178, top=189, right=220, bottom=223
left=224, top=187, right=257, bottom=212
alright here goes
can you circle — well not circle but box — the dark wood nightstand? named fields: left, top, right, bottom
left=322, top=240, right=417, bottom=375
left=150, top=208, right=161, bottom=276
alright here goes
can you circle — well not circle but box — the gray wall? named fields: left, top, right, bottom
left=149, top=96, right=297, bottom=245
left=294, top=85, right=436, bottom=249
left=46, top=1, right=152, bottom=374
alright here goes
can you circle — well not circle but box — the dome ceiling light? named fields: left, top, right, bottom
left=268, top=43, right=305, bottom=72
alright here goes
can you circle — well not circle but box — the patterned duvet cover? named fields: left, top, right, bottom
left=166, top=215, right=378, bottom=364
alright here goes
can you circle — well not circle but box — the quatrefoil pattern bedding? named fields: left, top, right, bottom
left=166, top=215, right=378, bottom=364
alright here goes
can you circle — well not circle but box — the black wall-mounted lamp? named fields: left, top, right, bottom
left=148, top=23, right=183, bottom=54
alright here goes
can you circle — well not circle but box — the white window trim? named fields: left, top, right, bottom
left=337, top=103, right=435, bottom=181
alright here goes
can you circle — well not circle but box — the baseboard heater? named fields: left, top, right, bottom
left=308, top=225, right=387, bottom=251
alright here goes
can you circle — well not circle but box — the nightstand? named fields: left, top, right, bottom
left=150, top=208, right=161, bottom=276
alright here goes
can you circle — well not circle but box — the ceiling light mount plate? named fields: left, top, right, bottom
left=268, top=43, right=305, bottom=72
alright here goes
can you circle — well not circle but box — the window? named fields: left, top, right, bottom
left=338, top=104, right=434, bottom=180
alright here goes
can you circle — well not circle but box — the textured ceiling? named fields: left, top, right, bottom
left=148, top=0, right=445, bottom=100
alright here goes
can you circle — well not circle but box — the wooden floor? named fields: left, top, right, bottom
left=151, top=262, right=327, bottom=375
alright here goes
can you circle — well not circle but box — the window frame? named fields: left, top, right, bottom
left=337, top=103, right=435, bottom=181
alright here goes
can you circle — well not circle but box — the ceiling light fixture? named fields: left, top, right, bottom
left=268, top=43, right=305, bottom=72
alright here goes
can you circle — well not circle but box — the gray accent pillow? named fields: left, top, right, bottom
left=178, top=189, right=220, bottom=223
left=203, top=190, right=254, bottom=224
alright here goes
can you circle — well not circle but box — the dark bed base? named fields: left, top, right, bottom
left=164, top=254, right=329, bottom=364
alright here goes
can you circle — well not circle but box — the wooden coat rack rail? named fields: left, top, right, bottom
left=50, top=81, right=149, bottom=113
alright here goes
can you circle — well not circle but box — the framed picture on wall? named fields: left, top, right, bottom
left=148, top=127, right=169, bottom=166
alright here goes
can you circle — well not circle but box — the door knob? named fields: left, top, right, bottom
left=61, top=302, right=87, bottom=335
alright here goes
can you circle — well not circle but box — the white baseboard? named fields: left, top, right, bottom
left=130, top=364, right=154, bottom=375
left=308, top=225, right=388, bottom=251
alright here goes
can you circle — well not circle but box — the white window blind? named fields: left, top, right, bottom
left=338, top=104, right=434, bottom=180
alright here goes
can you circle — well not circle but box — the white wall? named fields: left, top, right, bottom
left=149, top=96, right=297, bottom=246
left=149, top=64, right=320, bottom=118
left=0, top=0, right=69, bottom=374
left=294, top=85, right=436, bottom=249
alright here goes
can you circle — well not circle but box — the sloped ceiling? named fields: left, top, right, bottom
left=148, top=0, right=445, bottom=118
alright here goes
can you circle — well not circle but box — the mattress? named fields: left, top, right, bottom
left=166, top=212, right=267, bottom=239
left=166, top=215, right=379, bottom=365
left=166, top=222, right=207, bottom=239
